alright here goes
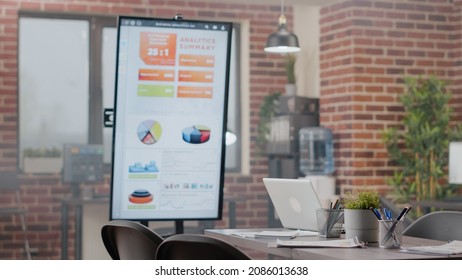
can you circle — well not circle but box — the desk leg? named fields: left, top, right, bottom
left=61, top=203, right=68, bottom=260
left=75, top=204, right=82, bottom=260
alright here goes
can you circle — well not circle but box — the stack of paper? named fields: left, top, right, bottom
left=274, top=237, right=365, bottom=248
left=232, top=230, right=317, bottom=239
left=401, top=240, right=462, bottom=255
left=255, top=230, right=317, bottom=238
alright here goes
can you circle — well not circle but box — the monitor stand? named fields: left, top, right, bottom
left=175, top=220, right=184, bottom=234
left=140, top=220, right=184, bottom=235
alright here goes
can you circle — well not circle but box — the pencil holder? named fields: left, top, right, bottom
left=378, top=220, right=403, bottom=248
left=316, top=208, right=344, bottom=238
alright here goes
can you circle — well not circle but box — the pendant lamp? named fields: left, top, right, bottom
left=264, top=0, right=300, bottom=53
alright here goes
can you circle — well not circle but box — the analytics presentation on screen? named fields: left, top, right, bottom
left=110, top=16, right=233, bottom=221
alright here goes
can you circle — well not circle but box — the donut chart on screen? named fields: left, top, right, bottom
left=137, top=120, right=162, bottom=145
left=182, top=125, right=210, bottom=144
left=129, top=189, right=153, bottom=204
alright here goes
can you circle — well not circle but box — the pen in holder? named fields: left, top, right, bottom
left=378, top=220, right=403, bottom=248
left=317, top=208, right=344, bottom=238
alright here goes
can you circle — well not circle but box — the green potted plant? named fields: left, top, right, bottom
left=23, top=147, right=63, bottom=174
left=256, top=92, right=281, bottom=155
left=382, top=76, right=462, bottom=216
left=284, top=53, right=297, bottom=96
left=342, top=189, right=380, bottom=242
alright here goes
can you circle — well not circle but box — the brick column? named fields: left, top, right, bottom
left=319, top=0, right=462, bottom=193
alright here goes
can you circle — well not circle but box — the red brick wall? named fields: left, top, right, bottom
left=0, top=0, right=294, bottom=259
left=319, top=0, right=462, bottom=194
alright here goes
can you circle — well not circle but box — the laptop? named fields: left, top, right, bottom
left=263, top=178, right=322, bottom=231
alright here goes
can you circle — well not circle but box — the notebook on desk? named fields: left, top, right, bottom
left=263, top=178, right=322, bottom=232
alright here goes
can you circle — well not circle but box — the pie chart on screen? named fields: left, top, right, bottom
left=182, top=125, right=211, bottom=144
left=137, top=120, right=162, bottom=145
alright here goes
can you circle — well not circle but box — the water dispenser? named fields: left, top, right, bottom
left=299, top=127, right=334, bottom=176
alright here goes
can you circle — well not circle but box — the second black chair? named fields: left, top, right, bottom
left=403, top=211, right=462, bottom=241
left=156, top=234, right=251, bottom=260
left=101, top=220, right=164, bottom=260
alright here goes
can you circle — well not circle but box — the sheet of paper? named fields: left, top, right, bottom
left=256, top=230, right=318, bottom=238
left=274, top=237, right=364, bottom=248
left=231, top=232, right=261, bottom=238
left=231, top=230, right=318, bottom=239
left=400, top=240, right=462, bottom=255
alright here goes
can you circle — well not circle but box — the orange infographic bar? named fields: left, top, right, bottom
left=179, top=54, right=215, bottom=67
left=138, top=69, right=175, bottom=81
left=178, top=70, right=214, bottom=83
left=177, top=86, right=213, bottom=99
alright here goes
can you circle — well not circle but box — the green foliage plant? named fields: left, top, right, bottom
left=343, top=190, right=380, bottom=210
left=382, top=76, right=462, bottom=213
left=256, top=92, right=281, bottom=155
left=23, top=147, right=62, bottom=157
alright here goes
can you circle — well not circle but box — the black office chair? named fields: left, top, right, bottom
left=403, top=211, right=462, bottom=241
left=0, top=172, right=32, bottom=260
left=155, top=233, right=251, bottom=260
left=101, top=220, right=164, bottom=260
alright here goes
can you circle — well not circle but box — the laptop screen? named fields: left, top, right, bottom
left=263, top=178, right=322, bottom=231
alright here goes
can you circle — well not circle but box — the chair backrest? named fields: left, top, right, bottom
left=156, top=234, right=251, bottom=260
left=403, top=211, right=462, bottom=241
left=101, top=220, right=164, bottom=260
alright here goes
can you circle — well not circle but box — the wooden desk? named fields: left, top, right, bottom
left=205, top=228, right=462, bottom=260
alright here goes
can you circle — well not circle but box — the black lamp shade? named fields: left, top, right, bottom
left=264, top=13, right=300, bottom=53
left=265, top=28, right=300, bottom=53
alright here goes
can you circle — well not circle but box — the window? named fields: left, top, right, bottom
left=19, top=16, right=90, bottom=164
left=101, top=27, right=117, bottom=163
left=224, top=24, right=242, bottom=172
left=18, top=12, right=115, bottom=170
left=18, top=12, right=241, bottom=172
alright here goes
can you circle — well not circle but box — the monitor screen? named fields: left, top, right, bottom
left=63, top=143, right=104, bottom=184
left=110, top=16, right=233, bottom=221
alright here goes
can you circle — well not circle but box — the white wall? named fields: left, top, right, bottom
left=294, top=5, right=320, bottom=98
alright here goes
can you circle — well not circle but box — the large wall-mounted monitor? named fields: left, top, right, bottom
left=110, top=16, right=233, bottom=221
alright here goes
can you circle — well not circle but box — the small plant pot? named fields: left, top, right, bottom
left=344, top=209, right=379, bottom=242
left=23, top=157, right=63, bottom=174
